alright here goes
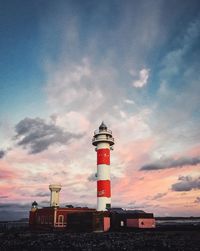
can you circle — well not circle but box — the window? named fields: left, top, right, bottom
left=106, top=203, right=111, bottom=209
left=58, top=215, right=64, bottom=225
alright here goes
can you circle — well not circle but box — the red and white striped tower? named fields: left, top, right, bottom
left=92, top=122, right=114, bottom=211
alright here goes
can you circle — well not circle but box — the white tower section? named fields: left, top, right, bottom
left=49, top=184, right=62, bottom=207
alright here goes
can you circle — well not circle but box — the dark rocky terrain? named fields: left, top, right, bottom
left=0, top=229, right=200, bottom=251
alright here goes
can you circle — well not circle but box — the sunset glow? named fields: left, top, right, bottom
left=0, top=0, right=200, bottom=220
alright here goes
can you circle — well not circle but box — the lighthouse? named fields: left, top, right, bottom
left=92, top=122, right=114, bottom=211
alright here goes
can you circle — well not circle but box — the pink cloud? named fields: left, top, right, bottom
left=110, top=141, right=200, bottom=216
left=0, top=161, right=19, bottom=179
left=185, top=145, right=200, bottom=157
left=112, top=137, right=152, bottom=170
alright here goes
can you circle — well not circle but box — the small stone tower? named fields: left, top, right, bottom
left=49, top=184, right=62, bottom=207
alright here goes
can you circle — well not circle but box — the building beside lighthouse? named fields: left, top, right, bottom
left=29, top=122, right=155, bottom=231
left=29, top=185, right=96, bottom=230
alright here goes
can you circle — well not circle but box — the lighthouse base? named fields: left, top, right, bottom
left=97, top=197, right=111, bottom=211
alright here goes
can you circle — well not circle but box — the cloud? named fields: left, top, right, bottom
left=0, top=195, right=8, bottom=199
left=171, top=176, right=200, bottom=191
left=132, top=68, right=150, bottom=88
left=0, top=166, right=17, bottom=179
left=0, top=203, right=30, bottom=209
left=140, top=156, right=200, bottom=170
left=14, top=117, right=83, bottom=154
left=34, top=192, right=49, bottom=197
left=152, top=192, right=167, bottom=200
left=194, top=197, right=200, bottom=203
left=87, top=173, right=97, bottom=182
left=40, top=200, right=50, bottom=205
left=0, top=150, right=6, bottom=159
left=124, top=99, right=135, bottom=105
left=45, top=57, right=124, bottom=123
left=126, top=200, right=158, bottom=211
left=150, top=16, right=200, bottom=157
left=0, top=210, right=28, bottom=221
left=0, top=203, right=30, bottom=221
left=160, top=15, right=200, bottom=80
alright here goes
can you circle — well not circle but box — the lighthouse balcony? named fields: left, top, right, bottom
left=94, top=129, right=112, bottom=136
left=92, top=136, right=114, bottom=146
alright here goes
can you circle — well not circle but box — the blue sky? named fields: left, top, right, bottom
left=1, top=0, right=199, bottom=120
left=0, top=0, right=200, bottom=219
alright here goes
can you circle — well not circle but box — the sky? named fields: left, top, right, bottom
left=0, top=0, right=200, bottom=220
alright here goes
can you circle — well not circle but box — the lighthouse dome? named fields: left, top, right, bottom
left=99, top=121, right=107, bottom=131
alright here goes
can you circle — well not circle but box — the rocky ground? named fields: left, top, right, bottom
left=0, top=229, right=200, bottom=251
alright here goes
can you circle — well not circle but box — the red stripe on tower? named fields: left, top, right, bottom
left=97, top=180, right=111, bottom=197
left=97, top=148, right=110, bottom=165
